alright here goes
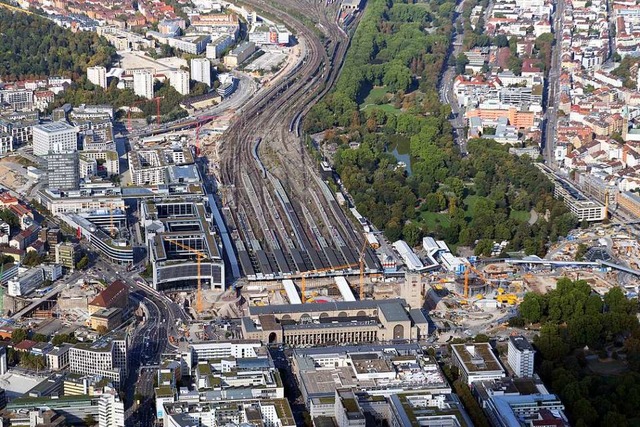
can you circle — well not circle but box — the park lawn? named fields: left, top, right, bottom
left=421, top=211, right=451, bottom=230
left=361, top=103, right=402, bottom=115
left=509, top=210, right=531, bottom=222
left=362, top=86, right=390, bottom=105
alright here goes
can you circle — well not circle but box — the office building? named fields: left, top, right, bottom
left=46, top=344, right=72, bottom=371
left=68, top=332, right=128, bottom=389
left=87, top=66, right=107, bottom=89
left=508, top=335, right=536, bottom=378
left=292, top=344, right=450, bottom=412
left=98, top=387, right=125, bottom=427
left=169, top=69, right=190, bottom=96
left=55, top=242, right=81, bottom=270
left=334, top=389, right=366, bottom=427
left=132, top=69, right=154, bottom=100
left=224, top=42, right=257, bottom=67
left=32, top=122, right=78, bottom=156
left=474, top=378, right=569, bottom=427
left=6, top=395, right=99, bottom=425
left=7, top=267, right=45, bottom=296
left=144, top=199, right=225, bottom=292
left=162, top=400, right=295, bottom=427
left=451, top=343, right=506, bottom=385
left=552, top=176, right=607, bottom=222
left=190, top=58, right=211, bottom=86
left=46, top=151, right=80, bottom=191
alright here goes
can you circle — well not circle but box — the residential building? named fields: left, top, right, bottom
left=206, top=35, right=234, bottom=59
left=55, top=242, right=81, bottom=270
left=87, top=66, right=108, bottom=89
left=32, top=122, right=78, bottom=157
left=508, top=335, right=536, bottom=378
left=450, top=343, right=506, bottom=385
left=169, top=69, right=190, bottom=96
left=132, top=69, right=154, bottom=100
left=190, top=58, right=211, bottom=86
left=46, top=151, right=80, bottom=191
left=0, top=132, right=13, bottom=155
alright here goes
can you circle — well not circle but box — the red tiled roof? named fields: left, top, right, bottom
left=89, top=280, right=128, bottom=308
left=14, top=339, right=37, bottom=351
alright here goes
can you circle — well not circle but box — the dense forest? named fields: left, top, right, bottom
left=0, top=8, right=116, bottom=80
left=304, top=0, right=575, bottom=255
left=515, top=278, right=640, bottom=426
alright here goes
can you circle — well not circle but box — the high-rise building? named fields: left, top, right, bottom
left=98, top=387, right=125, bottom=427
left=190, top=58, right=211, bottom=86
left=46, top=151, right=80, bottom=190
left=507, top=335, right=536, bottom=378
left=55, top=242, right=81, bottom=270
left=87, top=66, right=107, bottom=89
left=169, top=69, right=190, bottom=96
left=132, top=69, right=154, bottom=100
left=32, top=122, right=78, bottom=157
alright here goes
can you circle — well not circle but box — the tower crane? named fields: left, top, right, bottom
left=300, top=236, right=371, bottom=303
left=165, top=238, right=205, bottom=314
left=127, top=96, right=164, bottom=131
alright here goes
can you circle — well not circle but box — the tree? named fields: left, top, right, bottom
left=519, top=293, right=542, bottom=324
left=455, top=53, right=469, bottom=75
left=76, top=255, right=89, bottom=270
left=11, top=328, right=27, bottom=344
left=52, top=333, right=77, bottom=346
left=32, top=333, right=48, bottom=343
left=96, top=325, right=108, bottom=336
left=402, top=222, right=423, bottom=247
left=474, top=334, right=490, bottom=343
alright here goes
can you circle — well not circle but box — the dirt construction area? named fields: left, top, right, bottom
left=0, top=156, right=32, bottom=191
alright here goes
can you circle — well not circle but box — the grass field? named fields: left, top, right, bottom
left=360, top=86, right=402, bottom=115
left=421, top=211, right=451, bottom=230
left=509, top=210, right=531, bottom=222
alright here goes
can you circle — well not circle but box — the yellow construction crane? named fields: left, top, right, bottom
left=165, top=238, right=205, bottom=314
left=109, top=203, right=116, bottom=238
left=463, top=262, right=488, bottom=299
left=300, top=236, right=370, bottom=303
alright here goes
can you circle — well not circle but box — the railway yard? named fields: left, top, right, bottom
left=207, top=0, right=380, bottom=281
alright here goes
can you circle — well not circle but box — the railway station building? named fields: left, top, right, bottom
left=241, top=299, right=429, bottom=346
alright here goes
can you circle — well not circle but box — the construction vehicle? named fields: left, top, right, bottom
left=165, top=239, right=205, bottom=314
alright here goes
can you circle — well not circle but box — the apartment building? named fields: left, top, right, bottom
left=507, top=335, right=536, bottom=378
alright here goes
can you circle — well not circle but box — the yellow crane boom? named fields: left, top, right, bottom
left=165, top=238, right=205, bottom=314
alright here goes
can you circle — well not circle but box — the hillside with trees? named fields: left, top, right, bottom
left=0, top=8, right=116, bottom=80
left=516, top=278, right=640, bottom=426
left=304, top=0, right=574, bottom=255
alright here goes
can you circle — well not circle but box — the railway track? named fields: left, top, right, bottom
left=215, top=0, right=377, bottom=280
